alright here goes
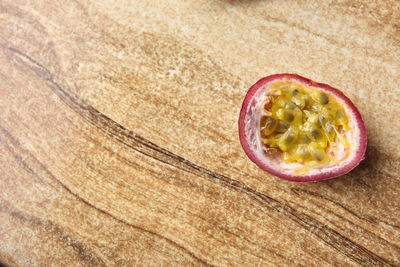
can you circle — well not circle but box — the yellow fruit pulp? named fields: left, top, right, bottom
left=260, top=81, right=350, bottom=165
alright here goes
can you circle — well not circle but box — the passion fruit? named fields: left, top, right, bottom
left=238, top=74, right=367, bottom=182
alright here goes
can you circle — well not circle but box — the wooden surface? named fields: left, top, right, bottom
left=1, top=0, right=400, bottom=266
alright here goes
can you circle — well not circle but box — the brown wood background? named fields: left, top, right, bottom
left=1, top=0, right=400, bottom=266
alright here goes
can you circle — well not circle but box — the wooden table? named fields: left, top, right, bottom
left=1, top=1, right=399, bottom=266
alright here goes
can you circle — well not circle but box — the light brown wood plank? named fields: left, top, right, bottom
left=1, top=0, right=399, bottom=266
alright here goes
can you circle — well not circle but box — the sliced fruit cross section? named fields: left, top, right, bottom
left=238, top=74, right=367, bottom=182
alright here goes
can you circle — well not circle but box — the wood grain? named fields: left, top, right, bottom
left=1, top=0, right=400, bottom=266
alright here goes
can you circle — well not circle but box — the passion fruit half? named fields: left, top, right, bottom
left=238, top=74, right=367, bottom=182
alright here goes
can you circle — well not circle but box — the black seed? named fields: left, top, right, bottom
left=310, top=129, right=322, bottom=139
left=299, top=134, right=311, bottom=144
left=284, top=112, right=294, bottom=122
left=276, top=121, right=290, bottom=132
left=284, top=133, right=294, bottom=144
left=304, top=96, right=310, bottom=107
left=312, top=151, right=324, bottom=161
left=319, top=93, right=329, bottom=105
left=291, top=89, right=299, bottom=96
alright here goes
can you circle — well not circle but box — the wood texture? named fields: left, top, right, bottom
left=1, top=0, right=400, bottom=266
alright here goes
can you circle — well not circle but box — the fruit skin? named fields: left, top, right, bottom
left=238, top=74, right=367, bottom=182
